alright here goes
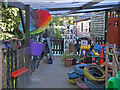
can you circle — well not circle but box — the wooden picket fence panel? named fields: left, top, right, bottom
left=50, top=38, right=64, bottom=55
left=5, top=48, right=17, bottom=88
left=17, top=47, right=30, bottom=88
left=3, top=40, right=30, bottom=89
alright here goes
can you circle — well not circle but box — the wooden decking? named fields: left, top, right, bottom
left=27, top=56, right=78, bottom=88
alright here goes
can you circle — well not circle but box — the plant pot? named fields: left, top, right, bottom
left=64, top=58, right=73, bottom=67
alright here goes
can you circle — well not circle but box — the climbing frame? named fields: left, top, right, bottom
left=100, top=43, right=120, bottom=87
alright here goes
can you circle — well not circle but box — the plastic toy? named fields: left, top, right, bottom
left=107, top=71, right=120, bottom=89
left=75, top=37, right=93, bottom=64
left=12, top=67, right=28, bottom=78
left=100, top=48, right=104, bottom=65
left=92, top=49, right=99, bottom=56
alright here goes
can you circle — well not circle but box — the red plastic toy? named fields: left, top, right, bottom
left=100, top=48, right=104, bottom=65
left=12, top=67, right=29, bottom=78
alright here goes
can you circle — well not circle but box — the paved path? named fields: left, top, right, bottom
left=28, top=56, right=78, bottom=88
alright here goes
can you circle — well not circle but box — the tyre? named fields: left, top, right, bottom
left=83, top=64, right=105, bottom=83
left=74, top=64, right=87, bottom=75
left=84, top=77, right=105, bottom=89
left=78, top=75, right=84, bottom=81
left=69, top=78, right=77, bottom=84
left=76, top=78, right=88, bottom=88
left=68, top=71, right=80, bottom=79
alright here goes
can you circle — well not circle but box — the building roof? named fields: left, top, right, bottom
left=74, top=13, right=91, bottom=22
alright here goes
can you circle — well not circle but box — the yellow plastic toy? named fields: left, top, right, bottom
left=80, top=45, right=91, bottom=50
left=38, top=42, right=42, bottom=44
left=92, top=49, right=99, bottom=56
left=69, top=78, right=77, bottom=84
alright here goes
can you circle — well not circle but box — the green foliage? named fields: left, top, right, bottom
left=2, top=7, right=25, bottom=40
left=61, top=52, right=76, bottom=62
left=54, top=29, right=62, bottom=38
left=50, top=17, right=62, bottom=26
left=50, top=16, right=78, bottom=26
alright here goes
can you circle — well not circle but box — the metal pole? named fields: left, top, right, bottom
left=105, top=11, right=108, bottom=44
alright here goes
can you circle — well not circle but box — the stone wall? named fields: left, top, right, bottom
left=90, top=11, right=105, bottom=39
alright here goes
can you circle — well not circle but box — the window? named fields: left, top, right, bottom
left=109, top=23, right=111, bottom=25
left=111, top=11, right=114, bottom=18
left=113, top=11, right=116, bottom=18
left=115, top=20, right=118, bottom=27
left=119, top=11, right=120, bottom=18
left=89, top=22, right=91, bottom=32
left=108, top=12, right=110, bottom=18
left=116, top=11, right=119, bottom=18
left=81, top=23, right=83, bottom=32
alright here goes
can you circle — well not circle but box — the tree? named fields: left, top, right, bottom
left=48, top=16, right=78, bottom=38
left=1, top=7, right=25, bottom=40
left=54, top=28, right=62, bottom=38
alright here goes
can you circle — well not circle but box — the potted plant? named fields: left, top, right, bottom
left=61, top=52, right=76, bottom=67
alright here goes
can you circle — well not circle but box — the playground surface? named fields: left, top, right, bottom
left=27, top=56, right=78, bottom=88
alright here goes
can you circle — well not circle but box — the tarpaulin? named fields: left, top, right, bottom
left=19, top=15, right=37, bottom=32
left=30, top=41, right=45, bottom=56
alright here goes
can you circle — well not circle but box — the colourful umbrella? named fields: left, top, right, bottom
left=36, top=10, right=51, bottom=28
left=19, top=9, right=51, bottom=35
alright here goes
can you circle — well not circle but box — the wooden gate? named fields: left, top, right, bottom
left=50, top=38, right=64, bottom=55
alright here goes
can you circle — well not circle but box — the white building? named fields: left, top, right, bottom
left=74, top=16, right=91, bottom=38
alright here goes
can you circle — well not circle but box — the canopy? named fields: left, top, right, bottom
left=15, top=0, right=120, bottom=15
left=5, top=0, right=120, bottom=35
left=6, top=0, right=120, bottom=15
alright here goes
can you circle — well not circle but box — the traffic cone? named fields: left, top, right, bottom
left=100, top=48, right=104, bottom=65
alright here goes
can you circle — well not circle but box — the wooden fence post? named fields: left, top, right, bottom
left=25, top=4, right=30, bottom=68
left=24, top=4, right=30, bottom=88
left=105, top=43, right=109, bottom=88
left=112, top=44, right=116, bottom=77
left=25, top=4, right=30, bottom=47
left=1, top=48, right=7, bottom=89
left=11, top=39, right=18, bottom=88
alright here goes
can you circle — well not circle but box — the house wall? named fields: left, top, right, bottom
left=90, top=11, right=105, bottom=39
left=75, top=20, right=91, bottom=37
left=107, top=11, right=120, bottom=47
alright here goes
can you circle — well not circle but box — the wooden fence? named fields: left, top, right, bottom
left=50, top=38, right=64, bottom=54
left=2, top=36, right=64, bottom=88
left=2, top=40, right=30, bottom=88
left=5, top=48, right=17, bottom=88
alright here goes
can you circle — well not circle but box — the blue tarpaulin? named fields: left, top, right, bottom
left=19, top=15, right=37, bottom=32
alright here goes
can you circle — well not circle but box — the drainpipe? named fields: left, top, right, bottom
left=105, top=11, right=108, bottom=44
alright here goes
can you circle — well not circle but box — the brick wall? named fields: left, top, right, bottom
left=107, top=11, right=120, bottom=47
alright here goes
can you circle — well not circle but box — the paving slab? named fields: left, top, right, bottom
left=27, top=56, right=78, bottom=88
